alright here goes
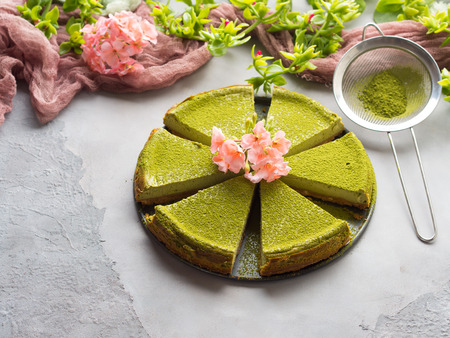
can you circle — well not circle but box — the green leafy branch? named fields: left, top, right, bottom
left=247, top=44, right=319, bottom=94
left=439, top=67, right=450, bottom=101
left=149, top=0, right=252, bottom=55
left=17, top=0, right=102, bottom=55
left=374, top=0, right=430, bottom=22
left=299, top=0, right=361, bottom=57
left=17, top=0, right=59, bottom=39
left=148, top=0, right=362, bottom=94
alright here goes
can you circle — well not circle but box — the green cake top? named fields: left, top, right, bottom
left=154, top=176, right=255, bottom=253
left=136, top=128, right=223, bottom=189
left=267, top=86, right=344, bottom=155
left=163, top=85, right=255, bottom=145
left=284, top=132, right=373, bottom=194
left=260, top=180, right=349, bottom=256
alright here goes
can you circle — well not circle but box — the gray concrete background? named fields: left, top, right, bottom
left=2, top=2, right=450, bottom=337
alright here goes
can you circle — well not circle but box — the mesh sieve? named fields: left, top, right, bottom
left=333, top=23, right=441, bottom=243
left=333, top=24, right=441, bottom=132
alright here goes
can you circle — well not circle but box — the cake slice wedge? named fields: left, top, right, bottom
left=163, top=85, right=255, bottom=145
left=281, top=132, right=375, bottom=209
left=259, top=180, right=351, bottom=277
left=134, top=128, right=237, bottom=205
left=148, top=176, right=256, bottom=275
left=267, top=86, right=345, bottom=156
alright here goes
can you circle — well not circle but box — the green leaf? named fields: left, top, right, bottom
left=73, top=46, right=83, bottom=54
left=375, top=0, right=404, bottom=13
left=59, top=42, right=71, bottom=55
left=28, top=0, right=40, bottom=8
left=266, top=64, right=284, bottom=74
left=182, top=12, right=192, bottom=25
left=354, top=0, right=366, bottom=13
left=243, top=7, right=257, bottom=20
left=48, top=23, right=58, bottom=35
left=246, top=76, right=264, bottom=88
left=30, top=5, right=42, bottom=21
left=45, top=5, right=59, bottom=23
left=178, top=0, right=193, bottom=6
left=271, top=75, right=287, bottom=86
left=63, top=0, right=78, bottom=12
left=68, top=22, right=81, bottom=35
left=207, top=40, right=227, bottom=57
left=442, top=35, right=450, bottom=47
left=373, top=9, right=401, bottom=23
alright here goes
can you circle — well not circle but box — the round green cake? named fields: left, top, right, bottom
left=134, top=85, right=376, bottom=277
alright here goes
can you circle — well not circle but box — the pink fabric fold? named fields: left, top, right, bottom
left=0, top=1, right=212, bottom=125
left=1, top=1, right=450, bottom=126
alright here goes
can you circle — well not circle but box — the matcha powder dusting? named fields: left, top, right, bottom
left=358, top=70, right=408, bottom=119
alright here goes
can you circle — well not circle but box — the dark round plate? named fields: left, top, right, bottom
left=134, top=96, right=376, bottom=281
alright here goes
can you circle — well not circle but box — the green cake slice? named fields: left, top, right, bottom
left=281, top=132, right=375, bottom=209
left=163, top=85, right=255, bottom=145
left=267, top=86, right=345, bottom=156
left=260, top=180, right=351, bottom=276
left=134, top=128, right=237, bottom=205
left=149, top=176, right=256, bottom=275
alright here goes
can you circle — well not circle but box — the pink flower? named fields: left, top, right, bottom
left=246, top=146, right=290, bottom=183
left=210, top=124, right=291, bottom=182
left=246, top=155, right=291, bottom=183
left=241, top=121, right=271, bottom=150
left=81, top=11, right=158, bottom=76
left=271, top=130, right=291, bottom=155
left=213, top=140, right=245, bottom=174
left=211, top=127, right=226, bottom=153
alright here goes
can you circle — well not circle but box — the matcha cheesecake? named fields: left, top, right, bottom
left=267, top=86, right=345, bottom=156
left=259, top=180, right=351, bottom=276
left=148, top=176, right=256, bottom=275
left=134, top=128, right=237, bottom=205
left=281, top=132, right=375, bottom=209
left=134, top=86, right=376, bottom=277
left=163, top=85, right=255, bottom=145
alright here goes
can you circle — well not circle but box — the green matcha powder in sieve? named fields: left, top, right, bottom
left=358, top=70, right=408, bottom=119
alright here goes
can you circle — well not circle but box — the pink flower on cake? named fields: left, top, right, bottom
left=241, top=121, right=271, bottom=150
left=212, top=140, right=245, bottom=174
left=81, top=11, right=158, bottom=76
left=211, top=117, right=291, bottom=182
left=246, top=147, right=291, bottom=183
left=211, top=127, right=226, bottom=153
left=271, top=130, right=291, bottom=155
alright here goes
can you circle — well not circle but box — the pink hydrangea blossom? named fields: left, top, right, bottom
left=81, top=11, right=158, bottom=76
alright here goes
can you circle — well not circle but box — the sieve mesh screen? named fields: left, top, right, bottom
left=341, top=47, right=432, bottom=128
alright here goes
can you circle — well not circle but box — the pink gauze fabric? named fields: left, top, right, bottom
left=1, top=1, right=450, bottom=126
left=0, top=1, right=214, bottom=125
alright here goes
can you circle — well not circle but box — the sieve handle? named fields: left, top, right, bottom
left=387, top=128, right=437, bottom=243
left=362, top=23, right=385, bottom=41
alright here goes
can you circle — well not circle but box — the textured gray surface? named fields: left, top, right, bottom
left=0, top=88, right=147, bottom=337
left=2, top=2, right=450, bottom=336
left=373, top=281, right=450, bottom=336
